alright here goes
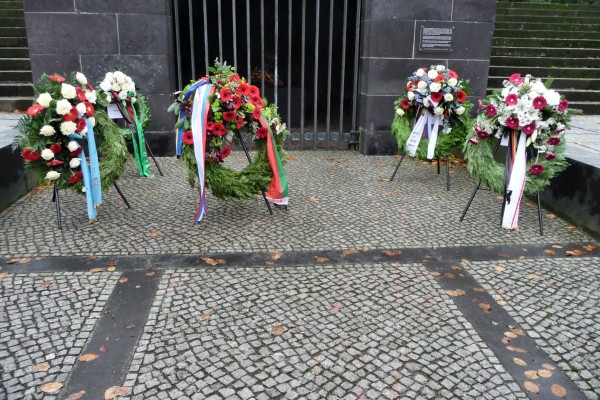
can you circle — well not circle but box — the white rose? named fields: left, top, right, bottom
left=55, top=99, right=72, bottom=115
left=427, top=69, right=438, bottom=80
left=429, top=82, right=441, bottom=92
left=416, top=69, right=426, bottom=77
left=45, top=171, right=60, bottom=181
left=396, top=108, right=405, bottom=116
left=100, top=81, right=112, bottom=92
left=116, top=75, right=126, bottom=84
left=417, top=81, right=428, bottom=90
left=118, top=91, right=128, bottom=100
left=407, top=92, right=415, bottom=101
left=85, top=90, right=97, bottom=104
left=436, top=65, right=446, bottom=71
left=60, top=121, right=77, bottom=135
left=104, top=93, right=112, bottom=103
left=444, top=93, right=454, bottom=102
left=88, top=116, right=96, bottom=127
left=434, top=107, right=444, bottom=116
left=130, top=97, right=137, bottom=104
left=456, top=107, right=465, bottom=115
left=76, top=102, right=87, bottom=115
left=447, top=78, right=457, bottom=87
left=76, top=72, right=87, bottom=85
left=113, top=71, right=123, bottom=79
left=112, top=83, right=121, bottom=92
left=61, top=83, right=76, bottom=99
left=41, top=148, right=55, bottom=160
left=36, top=92, right=52, bottom=108
left=120, top=83, right=129, bottom=92
left=69, top=158, right=81, bottom=168
left=67, top=141, right=79, bottom=152
left=125, top=76, right=133, bottom=84
left=39, top=125, right=56, bottom=137
left=105, top=72, right=114, bottom=82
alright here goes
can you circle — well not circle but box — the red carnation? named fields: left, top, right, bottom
left=509, top=73, right=524, bottom=85
left=49, top=74, right=65, bottom=83
left=27, top=104, right=45, bottom=117
left=47, top=160, right=64, bottom=167
left=219, top=145, right=231, bottom=159
left=236, top=116, right=244, bottom=130
left=230, top=73, right=240, bottom=82
left=547, top=136, right=561, bottom=146
left=223, top=111, right=237, bottom=122
left=237, top=83, right=250, bottom=96
left=206, top=122, right=215, bottom=132
left=475, top=127, right=490, bottom=139
left=529, top=164, right=544, bottom=176
left=220, top=88, right=233, bottom=102
left=68, top=171, right=83, bottom=184
left=430, top=92, right=443, bottom=103
left=85, top=102, right=95, bottom=117
left=558, top=99, right=568, bottom=112
left=401, top=98, right=411, bottom=110
left=485, top=104, right=497, bottom=117
left=182, top=130, right=194, bottom=145
left=252, top=108, right=262, bottom=120
left=434, top=75, right=446, bottom=83
left=533, top=96, right=547, bottom=110
left=76, top=87, right=87, bottom=102
left=251, top=96, right=264, bottom=108
left=505, top=116, right=519, bottom=129
left=210, top=122, right=226, bottom=137
left=448, top=70, right=458, bottom=79
left=522, top=122, right=536, bottom=136
left=22, top=148, right=40, bottom=161
left=231, top=96, right=242, bottom=110
left=407, top=81, right=416, bottom=90
left=63, top=107, right=79, bottom=122
left=505, top=93, right=518, bottom=106
left=76, top=118, right=87, bottom=133
left=456, top=90, right=467, bottom=103
left=545, top=152, right=556, bottom=160
left=256, top=127, right=269, bottom=139
left=69, top=147, right=83, bottom=157
left=50, top=143, right=62, bottom=154
left=249, top=85, right=260, bottom=97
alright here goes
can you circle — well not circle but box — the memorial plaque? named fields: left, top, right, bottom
left=419, top=27, right=453, bottom=52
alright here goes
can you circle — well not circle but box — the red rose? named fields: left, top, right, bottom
left=76, top=87, right=87, bottom=102
left=522, top=122, right=536, bottom=136
left=456, top=91, right=467, bottom=103
left=211, top=122, right=226, bottom=137
left=448, top=70, right=458, bottom=79
left=85, top=102, right=95, bottom=117
left=252, top=108, right=262, bottom=120
left=47, top=160, right=64, bottom=167
left=68, top=171, right=83, bottom=184
left=237, top=83, right=250, bottom=96
left=49, top=74, right=65, bottom=83
left=529, top=164, right=544, bottom=176
left=50, top=143, right=62, bottom=154
left=220, top=88, right=233, bottom=102
left=401, top=98, right=411, bottom=110
left=22, top=148, right=40, bottom=161
left=430, top=92, right=442, bottom=103
left=256, top=127, right=269, bottom=139
left=76, top=118, right=87, bottom=133
left=249, top=85, right=260, bottom=97
left=223, top=111, right=237, bottom=122
left=558, top=99, right=568, bottom=112
left=236, top=116, right=244, bottom=129
left=183, top=130, right=194, bottom=145
left=231, top=96, right=242, bottom=110
left=219, top=145, right=231, bottom=159
left=27, top=104, right=45, bottom=116
left=63, top=107, right=78, bottom=122
left=547, top=136, right=561, bottom=146
left=434, top=75, right=446, bottom=83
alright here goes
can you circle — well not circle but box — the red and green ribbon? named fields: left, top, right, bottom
left=116, top=98, right=152, bottom=177
left=259, top=114, right=289, bottom=206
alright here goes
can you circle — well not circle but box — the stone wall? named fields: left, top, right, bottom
left=358, top=0, right=497, bottom=155
left=22, top=0, right=176, bottom=155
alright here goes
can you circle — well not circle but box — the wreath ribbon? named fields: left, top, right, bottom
left=502, top=130, right=527, bottom=230
left=68, top=118, right=102, bottom=221
left=259, top=114, right=289, bottom=206
left=405, top=105, right=442, bottom=160
left=115, top=98, right=152, bottom=177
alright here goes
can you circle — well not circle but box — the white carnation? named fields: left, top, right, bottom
left=100, top=81, right=112, bottom=92
left=45, top=171, right=60, bottom=181
left=116, top=75, right=126, bottom=85
left=429, top=82, right=441, bottom=92
left=39, top=125, right=56, bottom=137
left=417, top=81, right=428, bottom=90
left=67, top=141, right=79, bottom=152
left=436, top=65, right=446, bottom=72
left=76, top=72, right=87, bottom=85
left=36, top=92, right=52, bottom=108
left=546, top=90, right=560, bottom=106
left=434, top=107, right=444, bottom=116
left=88, top=116, right=96, bottom=127
left=55, top=99, right=72, bottom=115
left=456, top=107, right=465, bottom=115
left=60, top=121, right=77, bottom=135
left=407, top=92, right=415, bottom=101
left=120, top=83, right=129, bottom=92
left=76, top=102, right=87, bottom=115
left=69, top=158, right=81, bottom=168
left=416, top=69, right=426, bottom=77
left=396, top=108, right=405, bottom=116
left=112, top=83, right=121, bottom=92
left=444, top=93, right=454, bottom=102
left=427, top=69, right=438, bottom=80
left=41, top=148, right=55, bottom=160
left=447, top=78, right=457, bottom=87
left=85, top=90, right=97, bottom=104
left=61, top=83, right=76, bottom=99
left=118, top=91, right=128, bottom=100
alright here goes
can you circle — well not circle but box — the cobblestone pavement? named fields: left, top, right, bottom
left=464, top=258, right=600, bottom=399
left=0, top=152, right=592, bottom=257
left=125, top=264, right=526, bottom=400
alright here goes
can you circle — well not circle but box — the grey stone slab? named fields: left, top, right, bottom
left=357, top=94, right=397, bottom=132
left=29, top=55, right=81, bottom=82
left=452, top=0, right=497, bottom=23
left=364, top=0, right=452, bottom=22
left=145, top=94, right=176, bottom=132
left=23, top=0, right=75, bottom=13
left=447, top=60, right=491, bottom=100
left=360, top=58, right=446, bottom=96
left=75, top=0, right=170, bottom=15
left=415, top=21, right=494, bottom=61
left=361, top=20, right=414, bottom=59
left=24, top=13, right=118, bottom=56
left=118, top=14, right=170, bottom=56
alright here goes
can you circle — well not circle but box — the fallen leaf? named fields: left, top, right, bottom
left=566, top=249, right=585, bottom=257
left=135, top=285, right=141, bottom=289
left=41, top=382, right=63, bottom=393
left=391, top=191, right=400, bottom=197
left=523, top=381, right=539, bottom=394
left=145, top=271, right=155, bottom=277
left=584, top=244, right=598, bottom=251
left=265, top=261, right=274, bottom=266
left=507, top=346, right=526, bottom=353
left=495, top=265, right=507, bottom=271
left=35, top=362, right=50, bottom=372
left=546, top=213, right=556, bottom=219
left=19, top=257, right=31, bottom=264
left=99, top=345, right=108, bottom=352
left=511, top=327, right=526, bottom=336
left=0, top=272, right=7, bottom=279
left=107, top=266, right=116, bottom=272
left=513, top=357, right=527, bottom=366
left=446, top=289, right=465, bottom=296
left=201, top=257, right=226, bottom=265
left=473, top=288, right=484, bottom=292
left=272, top=325, right=285, bottom=335
left=505, top=331, right=518, bottom=339
left=382, top=250, right=401, bottom=256
left=479, top=303, right=492, bottom=313
left=104, top=386, right=130, bottom=399
left=497, top=253, right=510, bottom=259
left=199, top=314, right=211, bottom=320
left=90, top=268, right=105, bottom=273
left=428, top=272, right=440, bottom=277
left=271, top=251, right=282, bottom=260
left=118, top=277, right=128, bottom=283
left=566, top=225, right=577, bottom=230
left=88, top=255, right=97, bottom=261
left=524, top=370, right=539, bottom=379
left=314, top=256, right=330, bottom=263
left=106, top=261, right=118, bottom=269
left=519, top=256, right=526, bottom=260
left=544, top=249, right=556, bottom=255
left=501, top=337, right=511, bottom=344
left=306, top=197, right=320, bottom=202
left=551, top=384, right=567, bottom=398
left=552, top=245, right=563, bottom=249
left=461, top=258, right=472, bottom=265
left=126, top=324, right=135, bottom=329
left=451, top=265, right=462, bottom=271
left=286, top=155, right=295, bottom=161
left=78, top=353, right=99, bottom=362
left=444, top=272, right=455, bottom=279
left=6, top=259, right=18, bottom=265
left=66, top=391, right=86, bottom=400
left=340, top=249, right=359, bottom=257
left=542, top=363, right=556, bottom=370
left=526, top=274, right=540, bottom=280
left=150, top=231, right=159, bottom=238
left=537, top=369, right=553, bottom=378
left=497, top=300, right=507, bottom=306
left=41, top=281, right=53, bottom=288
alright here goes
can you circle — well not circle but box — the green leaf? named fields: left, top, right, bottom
left=167, top=102, right=178, bottom=113
left=174, top=118, right=185, bottom=129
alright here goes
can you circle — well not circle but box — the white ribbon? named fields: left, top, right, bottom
left=405, top=105, right=442, bottom=160
left=502, top=132, right=527, bottom=229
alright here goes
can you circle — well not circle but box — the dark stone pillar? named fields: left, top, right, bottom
left=23, top=0, right=176, bottom=155
left=358, top=0, right=497, bottom=155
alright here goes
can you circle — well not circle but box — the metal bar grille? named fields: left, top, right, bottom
left=172, top=0, right=362, bottom=150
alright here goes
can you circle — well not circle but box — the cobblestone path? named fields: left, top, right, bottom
left=0, top=152, right=598, bottom=399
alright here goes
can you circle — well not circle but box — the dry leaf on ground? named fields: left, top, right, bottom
left=542, top=363, right=556, bottom=370
left=6, top=259, right=18, bottom=265
left=473, top=288, right=484, bottom=292
left=497, top=300, right=507, bottom=305
left=428, top=272, right=440, bottom=277
left=104, top=386, right=130, bottom=399
left=446, top=289, right=465, bottom=296
left=444, top=272, right=455, bottom=279
left=150, top=231, right=159, bottom=238
left=551, top=384, right=567, bottom=398
left=306, top=197, right=320, bottom=202
left=566, top=225, right=577, bottom=230
left=523, top=381, right=540, bottom=394
left=271, top=251, right=282, bottom=260
left=314, top=256, right=330, bottom=263
left=504, top=331, right=518, bottom=339
left=99, top=345, right=108, bottom=352
left=78, top=353, right=99, bottom=362
left=526, top=274, right=540, bottom=280
left=272, top=325, right=285, bottom=335
left=90, top=268, right=105, bottom=273
left=19, top=257, right=31, bottom=264
left=41, top=281, right=52, bottom=288
left=537, top=369, right=553, bottom=378
left=507, top=346, right=526, bottom=353
left=584, top=244, right=598, bottom=251
left=340, top=249, right=359, bottom=257
left=118, top=277, right=128, bottom=283
left=199, top=314, right=211, bottom=320
left=35, top=363, right=50, bottom=372
left=495, top=265, right=507, bottom=271
left=524, top=370, right=539, bottom=379
left=41, top=382, right=63, bottom=393
left=552, top=245, right=563, bottom=249
left=513, top=357, right=527, bottom=366
left=126, top=324, right=135, bottom=329
left=65, top=390, right=86, bottom=400
left=566, top=249, right=585, bottom=257
left=201, top=257, right=226, bottom=265
left=479, top=303, right=492, bottom=313
left=145, top=271, right=155, bottom=277
left=546, top=213, right=556, bottom=219
left=544, top=249, right=556, bottom=255
left=382, top=250, right=401, bottom=256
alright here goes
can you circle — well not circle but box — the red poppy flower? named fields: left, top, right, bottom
left=76, top=87, right=87, bottom=102
left=529, top=164, right=544, bottom=175
left=22, top=148, right=40, bottom=161
left=68, top=171, right=83, bottom=184
left=223, top=111, right=237, bottom=122
left=504, top=93, right=518, bottom=106
left=434, top=75, right=446, bottom=83
left=533, top=96, right=547, bottom=110
left=509, top=73, right=524, bottom=85
left=547, top=136, right=561, bottom=146
left=69, top=147, right=83, bottom=157
left=47, top=160, right=64, bottom=167
left=219, top=88, right=233, bottom=102
left=236, top=116, right=244, bottom=130
left=455, top=90, right=467, bottom=103
left=210, top=122, right=227, bottom=136
left=49, top=74, right=65, bottom=83
left=50, top=143, right=63, bottom=154
left=545, top=152, right=556, bottom=160
left=558, top=99, right=568, bottom=112
left=63, top=107, right=79, bottom=122
left=237, top=83, right=250, bottom=96
left=475, top=128, right=490, bottom=139
left=430, top=92, right=442, bottom=103
left=256, top=127, right=269, bottom=139
left=249, top=85, right=260, bottom=97
left=182, top=130, right=194, bottom=145
left=219, top=145, right=231, bottom=159
left=76, top=118, right=87, bottom=133
left=522, top=122, right=536, bottom=136
left=85, top=102, right=95, bottom=117
left=448, top=70, right=458, bottom=79
left=27, top=104, right=45, bottom=117
left=252, top=108, right=262, bottom=120
left=231, top=96, right=242, bottom=110
left=401, top=98, right=411, bottom=110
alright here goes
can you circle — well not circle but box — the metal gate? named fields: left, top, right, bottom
left=172, top=0, right=362, bottom=150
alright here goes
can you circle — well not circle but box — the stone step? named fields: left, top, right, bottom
left=497, top=7, right=600, bottom=17
left=490, top=65, right=600, bottom=79
left=0, top=70, right=32, bottom=82
left=0, top=58, right=30, bottom=70
left=493, top=29, right=600, bottom=40
left=490, top=56, right=600, bottom=69
left=492, top=46, right=600, bottom=58
left=493, top=37, right=600, bottom=49
left=0, top=83, right=33, bottom=97
left=497, top=2, right=600, bottom=11
left=0, top=1, right=23, bottom=10
left=0, top=37, right=27, bottom=47
left=0, top=27, right=27, bottom=37
left=487, top=77, right=600, bottom=90
left=494, top=21, right=600, bottom=32
left=495, top=14, right=600, bottom=24
left=0, top=47, right=28, bottom=58
left=0, top=96, right=33, bottom=112
left=0, top=17, right=24, bottom=27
